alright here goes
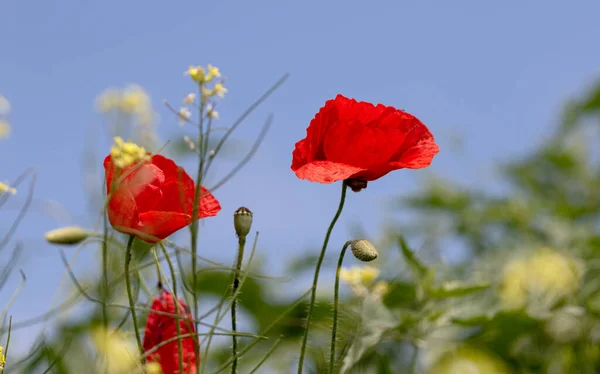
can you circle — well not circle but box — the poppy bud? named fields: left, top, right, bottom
left=349, top=239, right=378, bottom=262
left=44, top=226, right=91, bottom=245
left=233, top=207, right=253, bottom=238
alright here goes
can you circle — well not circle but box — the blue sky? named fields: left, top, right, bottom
left=1, top=0, right=600, bottom=361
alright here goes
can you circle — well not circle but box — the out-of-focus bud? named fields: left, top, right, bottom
left=349, top=239, right=378, bottom=262
left=234, top=207, right=253, bottom=238
left=44, top=226, right=91, bottom=245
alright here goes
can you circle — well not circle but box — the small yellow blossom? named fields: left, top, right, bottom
left=206, top=104, right=219, bottom=119
left=144, top=362, right=163, bottom=374
left=427, top=346, right=512, bottom=374
left=178, top=107, right=192, bottom=125
left=186, top=66, right=206, bottom=83
left=359, top=266, right=380, bottom=285
left=500, top=247, right=582, bottom=310
left=110, top=137, right=150, bottom=169
left=0, top=120, right=10, bottom=139
left=212, top=83, right=227, bottom=98
left=183, top=93, right=196, bottom=104
left=373, top=281, right=390, bottom=297
left=205, top=64, right=221, bottom=82
left=0, top=95, right=10, bottom=116
left=202, top=83, right=228, bottom=99
left=92, top=328, right=138, bottom=374
left=0, top=345, right=5, bottom=370
left=120, top=85, right=151, bottom=115
left=183, top=135, right=196, bottom=150
left=339, top=267, right=361, bottom=286
left=0, top=181, right=16, bottom=195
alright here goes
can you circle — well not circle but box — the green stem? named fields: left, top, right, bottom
left=409, top=344, right=418, bottom=374
left=125, top=235, right=143, bottom=356
left=101, top=209, right=109, bottom=330
left=160, top=244, right=184, bottom=374
left=2, top=316, right=12, bottom=373
left=189, top=88, right=206, bottom=374
left=329, top=241, right=351, bottom=374
left=298, top=182, right=348, bottom=373
left=231, top=235, right=246, bottom=374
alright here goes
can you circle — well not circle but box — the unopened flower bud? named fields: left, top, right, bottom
left=349, top=239, right=378, bottom=262
left=45, top=226, right=91, bottom=245
left=234, top=207, right=253, bottom=238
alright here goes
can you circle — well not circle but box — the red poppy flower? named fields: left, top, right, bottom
left=104, top=154, right=221, bottom=243
left=143, top=290, right=198, bottom=374
left=291, top=94, right=439, bottom=189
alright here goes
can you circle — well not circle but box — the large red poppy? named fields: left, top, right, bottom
left=143, top=290, right=198, bottom=374
left=291, top=95, right=439, bottom=187
left=104, top=154, right=221, bottom=243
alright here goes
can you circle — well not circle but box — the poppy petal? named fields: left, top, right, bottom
left=293, top=161, right=365, bottom=183
left=137, top=211, right=192, bottom=242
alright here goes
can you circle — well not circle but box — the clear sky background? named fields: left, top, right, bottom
left=1, top=0, right=600, bottom=360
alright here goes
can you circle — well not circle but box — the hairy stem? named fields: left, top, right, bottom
left=298, top=182, right=348, bottom=373
left=125, top=235, right=143, bottom=356
left=231, top=235, right=246, bottom=374
left=329, top=241, right=351, bottom=373
left=160, top=244, right=184, bottom=374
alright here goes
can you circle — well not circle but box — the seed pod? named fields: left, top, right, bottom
left=349, top=239, right=378, bottom=262
left=233, top=207, right=253, bottom=238
left=45, top=226, right=91, bottom=245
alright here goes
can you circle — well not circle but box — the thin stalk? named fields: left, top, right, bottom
left=160, top=244, right=185, bottom=374
left=231, top=235, right=247, bottom=374
left=2, top=316, right=12, bottom=372
left=248, top=335, right=283, bottom=374
left=297, top=182, right=348, bottom=373
left=329, top=241, right=351, bottom=373
left=101, top=206, right=109, bottom=330
left=125, top=235, right=143, bottom=356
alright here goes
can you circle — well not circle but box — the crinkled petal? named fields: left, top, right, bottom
left=293, top=161, right=365, bottom=184
left=137, top=211, right=192, bottom=243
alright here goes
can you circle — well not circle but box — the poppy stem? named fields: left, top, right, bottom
left=329, top=241, right=352, bottom=374
left=159, top=243, right=185, bottom=374
left=125, top=235, right=144, bottom=357
left=297, top=181, right=348, bottom=374
left=231, top=234, right=246, bottom=374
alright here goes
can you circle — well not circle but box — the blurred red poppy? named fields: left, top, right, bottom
left=291, top=94, right=439, bottom=189
left=104, top=154, right=221, bottom=243
left=143, top=290, right=198, bottom=374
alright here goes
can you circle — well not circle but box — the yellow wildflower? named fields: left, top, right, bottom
left=0, top=181, right=16, bottom=195
left=92, top=328, right=138, bottom=374
left=212, top=83, right=227, bottom=98
left=358, top=266, right=380, bottom=285
left=183, top=93, right=196, bottom=104
left=205, top=64, right=221, bottom=82
left=110, top=137, right=150, bottom=169
left=339, top=267, right=361, bottom=286
left=206, top=104, right=218, bottom=119
left=427, top=346, right=512, bottom=374
left=500, top=247, right=582, bottom=310
left=0, top=120, right=9, bottom=139
left=144, top=362, right=163, bottom=373
left=178, top=107, right=192, bottom=125
left=95, top=88, right=122, bottom=113
left=120, top=85, right=151, bottom=115
left=186, top=66, right=206, bottom=83
left=0, top=345, right=5, bottom=370
left=373, top=281, right=390, bottom=297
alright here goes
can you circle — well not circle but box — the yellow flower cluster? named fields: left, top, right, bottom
left=92, top=328, right=139, bottom=374
left=340, top=266, right=389, bottom=298
left=96, top=85, right=154, bottom=125
left=0, top=95, right=11, bottom=140
left=185, top=64, right=227, bottom=101
left=0, top=345, right=5, bottom=370
left=427, top=346, right=512, bottom=374
left=500, top=247, right=582, bottom=310
left=110, top=137, right=150, bottom=169
left=0, top=181, right=16, bottom=195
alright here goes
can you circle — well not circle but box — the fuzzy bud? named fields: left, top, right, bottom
left=45, top=226, right=91, bottom=245
left=349, top=239, right=378, bottom=262
left=234, top=207, right=253, bottom=238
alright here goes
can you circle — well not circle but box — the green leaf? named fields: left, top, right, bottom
left=427, top=281, right=489, bottom=299
left=397, top=235, right=428, bottom=279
